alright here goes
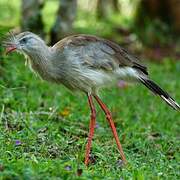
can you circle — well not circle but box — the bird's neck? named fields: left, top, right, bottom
left=27, top=45, right=53, bottom=80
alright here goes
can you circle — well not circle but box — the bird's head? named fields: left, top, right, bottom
left=3, top=31, right=46, bottom=56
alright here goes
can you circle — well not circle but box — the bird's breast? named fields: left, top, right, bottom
left=28, top=56, right=59, bottom=83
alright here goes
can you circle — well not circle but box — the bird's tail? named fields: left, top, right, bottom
left=139, top=77, right=180, bottom=110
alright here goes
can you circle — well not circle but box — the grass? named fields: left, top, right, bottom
left=0, top=0, right=179, bottom=179
left=0, top=52, right=179, bottom=179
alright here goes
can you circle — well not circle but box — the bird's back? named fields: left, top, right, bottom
left=51, top=34, right=148, bottom=93
left=53, top=34, right=147, bottom=73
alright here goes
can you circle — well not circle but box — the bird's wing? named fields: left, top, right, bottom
left=53, top=34, right=148, bottom=75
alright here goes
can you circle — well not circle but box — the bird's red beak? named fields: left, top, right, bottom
left=5, top=46, right=17, bottom=55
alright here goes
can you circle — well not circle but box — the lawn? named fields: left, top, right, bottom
left=0, top=51, right=179, bottom=179
left=0, top=0, right=179, bottom=179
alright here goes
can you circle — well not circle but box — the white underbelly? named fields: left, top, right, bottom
left=78, top=67, right=138, bottom=92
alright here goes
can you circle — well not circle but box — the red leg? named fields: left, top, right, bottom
left=85, top=93, right=96, bottom=166
left=94, top=95, right=126, bottom=163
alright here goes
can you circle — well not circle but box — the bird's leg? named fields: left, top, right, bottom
left=94, top=95, right=126, bottom=163
left=85, top=93, right=96, bottom=166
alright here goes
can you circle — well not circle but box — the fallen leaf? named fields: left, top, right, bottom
left=60, top=108, right=70, bottom=117
left=77, top=169, right=83, bottom=176
left=0, top=164, right=4, bottom=172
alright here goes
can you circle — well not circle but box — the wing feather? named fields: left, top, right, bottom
left=53, top=34, right=148, bottom=75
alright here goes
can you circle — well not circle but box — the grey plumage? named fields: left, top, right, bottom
left=4, top=32, right=179, bottom=110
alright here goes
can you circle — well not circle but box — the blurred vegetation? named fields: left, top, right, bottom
left=0, top=0, right=179, bottom=179
left=0, top=0, right=179, bottom=60
left=134, top=0, right=180, bottom=47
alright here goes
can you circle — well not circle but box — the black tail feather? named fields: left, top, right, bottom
left=139, top=78, right=180, bottom=110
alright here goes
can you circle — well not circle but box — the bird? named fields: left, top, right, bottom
left=4, top=31, right=180, bottom=166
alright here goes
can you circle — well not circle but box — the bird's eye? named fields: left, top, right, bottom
left=20, top=38, right=27, bottom=43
